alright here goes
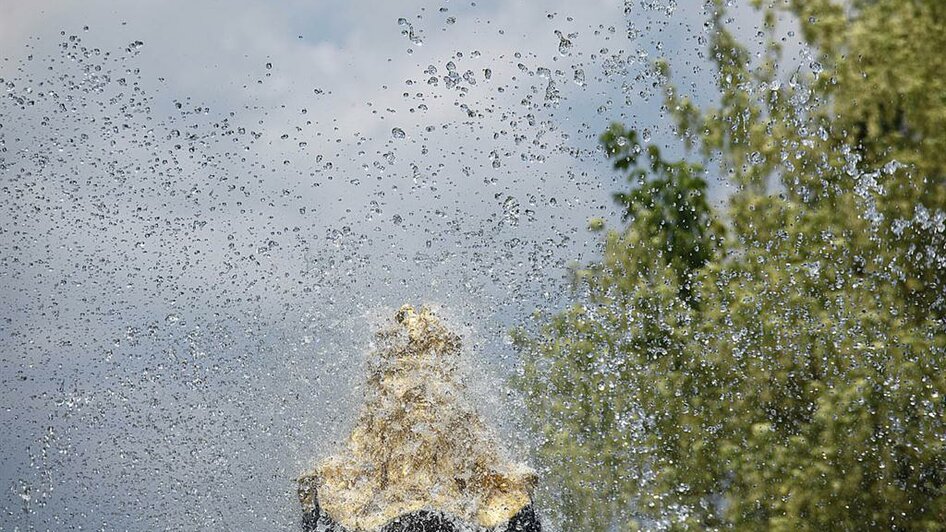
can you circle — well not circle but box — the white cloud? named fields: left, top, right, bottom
left=0, top=1, right=799, bottom=529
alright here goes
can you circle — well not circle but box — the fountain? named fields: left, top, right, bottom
left=297, top=305, right=541, bottom=531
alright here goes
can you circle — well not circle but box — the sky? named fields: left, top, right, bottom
left=0, top=1, right=798, bottom=529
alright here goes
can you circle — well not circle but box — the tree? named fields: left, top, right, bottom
left=600, top=124, right=724, bottom=303
left=516, top=1, right=946, bottom=529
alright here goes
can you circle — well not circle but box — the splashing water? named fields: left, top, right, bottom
left=299, top=305, right=536, bottom=530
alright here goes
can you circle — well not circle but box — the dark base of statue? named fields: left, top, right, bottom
left=301, top=495, right=542, bottom=532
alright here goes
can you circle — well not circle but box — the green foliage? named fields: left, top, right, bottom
left=600, top=124, right=724, bottom=302
left=517, top=1, right=946, bottom=529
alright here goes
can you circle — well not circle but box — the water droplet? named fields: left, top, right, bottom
left=573, top=68, right=586, bottom=86
left=554, top=30, right=572, bottom=55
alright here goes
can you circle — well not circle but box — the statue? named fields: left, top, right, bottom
left=297, top=305, right=541, bottom=531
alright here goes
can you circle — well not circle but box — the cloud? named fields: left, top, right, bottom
left=0, top=1, right=802, bottom=529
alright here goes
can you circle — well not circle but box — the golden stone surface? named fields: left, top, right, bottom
left=298, top=305, right=535, bottom=531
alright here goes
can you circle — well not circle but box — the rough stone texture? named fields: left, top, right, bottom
left=297, top=305, right=540, bottom=531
